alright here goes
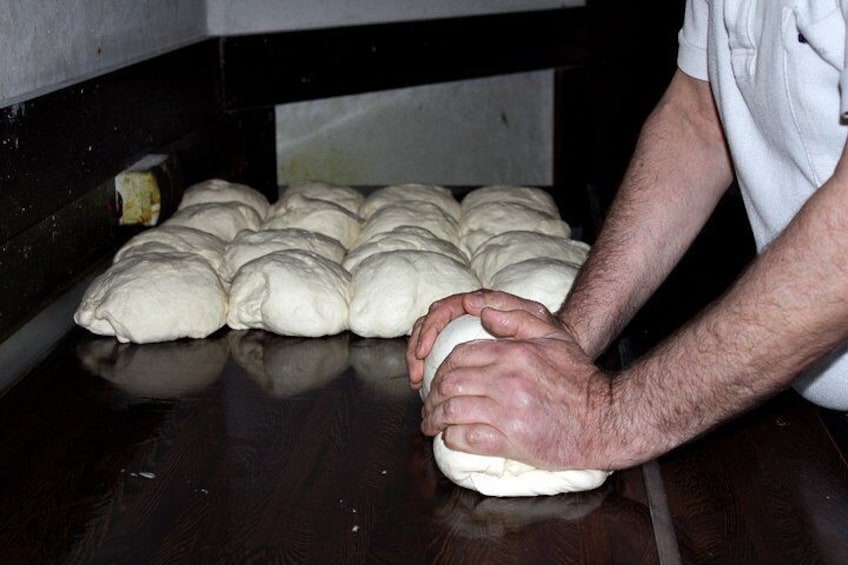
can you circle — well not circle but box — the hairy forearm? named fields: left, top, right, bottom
left=606, top=163, right=848, bottom=466
left=559, top=71, right=734, bottom=358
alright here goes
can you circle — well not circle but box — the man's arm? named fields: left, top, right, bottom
left=558, top=69, right=734, bottom=358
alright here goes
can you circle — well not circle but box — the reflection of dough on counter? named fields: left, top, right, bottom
left=357, top=202, right=460, bottom=247
left=222, top=228, right=347, bottom=281
left=76, top=336, right=227, bottom=398
left=359, top=183, right=462, bottom=221
left=227, top=250, right=351, bottom=337
left=461, top=185, right=559, bottom=217
left=423, top=315, right=610, bottom=497
left=74, top=252, right=228, bottom=344
left=470, top=231, right=589, bottom=286
left=164, top=201, right=263, bottom=242
left=113, top=225, right=227, bottom=274
left=263, top=195, right=362, bottom=249
left=433, top=480, right=608, bottom=539
left=275, top=180, right=364, bottom=215
left=349, top=338, right=414, bottom=398
left=228, top=331, right=350, bottom=397
left=460, top=202, right=571, bottom=256
left=178, top=178, right=270, bottom=219
left=344, top=226, right=468, bottom=273
left=488, top=258, right=581, bottom=313
left=348, top=250, right=480, bottom=338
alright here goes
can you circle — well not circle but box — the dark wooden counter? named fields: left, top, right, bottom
left=0, top=329, right=845, bottom=564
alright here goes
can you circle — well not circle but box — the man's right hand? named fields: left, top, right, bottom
left=406, top=290, right=556, bottom=390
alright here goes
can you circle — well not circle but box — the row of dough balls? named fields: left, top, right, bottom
left=75, top=179, right=590, bottom=344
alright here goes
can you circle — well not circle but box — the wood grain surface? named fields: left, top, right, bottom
left=2, top=329, right=845, bottom=563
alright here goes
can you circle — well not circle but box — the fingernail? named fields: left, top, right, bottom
left=467, top=293, right=483, bottom=307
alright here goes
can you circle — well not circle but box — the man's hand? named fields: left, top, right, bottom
left=420, top=303, right=623, bottom=471
left=407, top=290, right=553, bottom=390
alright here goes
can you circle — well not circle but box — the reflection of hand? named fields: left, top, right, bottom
left=433, top=480, right=609, bottom=539
left=407, top=290, right=555, bottom=390
left=350, top=338, right=415, bottom=399
left=421, top=303, right=619, bottom=471
left=228, top=331, right=349, bottom=397
left=76, top=336, right=227, bottom=398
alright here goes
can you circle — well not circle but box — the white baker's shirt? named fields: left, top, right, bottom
left=678, top=0, right=848, bottom=410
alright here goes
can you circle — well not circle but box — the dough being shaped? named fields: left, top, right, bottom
left=164, top=201, right=262, bottom=242
left=359, top=183, right=462, bottom=221
left=488, top=258, right=580, bottom=312
left=343, top=225, right=468, bottom=273
left=179, top=178, right=270, bottom=219
left=74, top=252, right=228, bottom=344
left=113, top=225, right=227, bottom=274
left=471, top=231, right=589, bottom=286
left=263, top=196, right=362, bottom=249
left=348, top=250, right=480, bottom=338
left=422, top=314, right=610, bottom=497
left=357, top=202, right=460, bottom=247
left=223, top=228, right=347, bottom=281
left=459, top=202, right=571, bottom=255
left=461, top=185, right=559, bottom=217
left=227, top=249, right=351, bottom=337
left=228, top=331, right=350, bottom=397
left=274, top=180, right=364, bottom=215
left=77, top=336, right=227, bottom=398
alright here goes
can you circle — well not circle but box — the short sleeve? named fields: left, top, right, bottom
left=677, top=0, right=710, bottom=81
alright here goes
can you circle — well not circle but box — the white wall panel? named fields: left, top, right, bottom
left=275, top=71, right=553, bottom=187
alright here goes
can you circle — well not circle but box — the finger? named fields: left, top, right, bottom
left=462, top=290, right=553, bottom=321
left=406, top=317, right=427, bottom=388
left=414, top=293, right=476, bottom=361
left=441, top=423, right=513, bottom=459
left=421, top=394, right=501, bottom=436
left=423, top=361, right=501, bottom=419
left=480, top=307, right=562, bottom=340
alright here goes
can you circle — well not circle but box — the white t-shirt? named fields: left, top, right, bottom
left=678, top=0, right=848, bottom=410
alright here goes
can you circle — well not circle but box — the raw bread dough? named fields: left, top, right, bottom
left=227, top=249, right=351, bottom=337
left=471, top=231, right=589, bottom=286
left=263, top=196, right=362, bottom=249
left=77, top=336, right=227, bottom=397
left=359, top=183, right=462, bottom=221
left=488, top=258, right=581, bottom=312
left=460, top=202, right=571, bottom=255
left=343, top=225, right=468, bottom=273
left=74, top=252, right=228, bottom=344
left=275, top=180, right=364, bottom=215
left=348, top=250, right=480, bottom=338
left=222, top=228, right=347, bottom=280
left=357, top=202, right=460, bottom=247
left=228, top=331, right=350, bottom=397
left=164, top=201, right=262, bottom=242
left=113, top=225, right=227, bottom=274
left=461, top=185, right=559, bottom=217
left=179, top=178, right=270, bottom=219
left=422, top=314, right=610, bottom=497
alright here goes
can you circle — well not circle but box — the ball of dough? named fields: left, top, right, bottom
left=343, top=225, right=468, bottom=273
left=460, top=202, right=571, bottom=255
left=74, top=252, right=228, bottom=344
left=422, top=314, right=610, bottom=497
left=471, top=231, right=589, bottom=286
left=461, top=185, right=559, bottom=217
left=263, top=196, right=362, bottom=249
left=222, top=228, right=347, bottom=281
left=227, top=250, right=351, bottom=337
left=357, top=202, right=460, bottom=247
left=228, top=331, right=350, bottom=397
left=113, top=225, right=227, bottom=274
left=488, top=258, right=580, bottom=312
left=179, top=178, right=270, bottom=219
left=164, top=201, right=262, bottom=242
left=274, top=180, right=364, bottom=215
left=348, top=250, right=480, bottom=338
left=359, top=183, right=462, bottom=221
